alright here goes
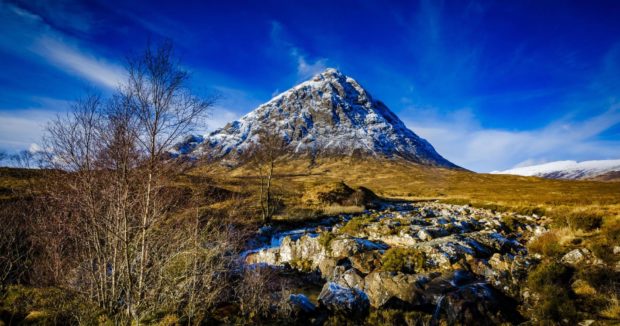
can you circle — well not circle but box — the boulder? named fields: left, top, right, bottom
left=561, top=248, right=590, bottom=266
left=288, top=294, right=316, bottom=315
left=245, top=248, right=279, bottom=265
left=363, top=271, right=427, bottom=308
left=349, top=251, right=382, bottom=274
left=417, top=229, right=434, bottom=241
left=488, top=253, right=512, bottom=272
left=318, top=282, right=369, bottom=317
left=330, top=238, right=387, bottom=258
left=334, top=268, right=365, bottom=290
left=439, top=283, right=523, bottom=325
left=467, top=231, right=524, bottom=255
left=317, top=257, right=337, bottom=278
left=425, top=270, right=524, bottom=325
left=280, top=234, right=323, bottom=264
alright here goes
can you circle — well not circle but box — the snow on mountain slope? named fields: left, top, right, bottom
left=492, top=159, right=620, bottom=180
left=178, top=68, right=458, bottom=168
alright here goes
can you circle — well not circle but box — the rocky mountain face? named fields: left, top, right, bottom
left=493, top=159, right=620, bottom=180
left=178, top=68, right=457, bottom=168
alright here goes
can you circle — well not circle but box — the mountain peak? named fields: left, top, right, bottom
left=178, top=70, right=458, bottom=168
left=313, top=67, right=344, bottom=80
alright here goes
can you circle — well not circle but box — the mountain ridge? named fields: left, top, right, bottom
left=177, top=68, right=458, bottom=168
left=492, top=159, right=620, bottom=180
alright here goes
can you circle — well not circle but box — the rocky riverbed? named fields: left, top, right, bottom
left=244, top=201, right=549, bottom=324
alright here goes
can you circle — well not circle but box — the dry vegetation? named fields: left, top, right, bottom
left=190, top=157, right=620, bottom=323
left=2, top=150, right=619, bottom=324
left=196, top=157, right=620, bottom=224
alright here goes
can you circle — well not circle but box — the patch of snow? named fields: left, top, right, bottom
left=176, top=68, right=457, bottom=168
left=492, top=159, right=620, bottom=180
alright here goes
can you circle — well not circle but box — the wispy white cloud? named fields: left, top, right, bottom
left=404, top=105, right=620, bottom=172
left=33, top=36, right=125, bottom=89
left=291, top=48, right=327, bottom=80
left=270, top=21, right=328, bottom=80
left=10, top=0, right=96, bottom=34
left=206, top=107, right=241, bottom=132
left=0, top=97, right=71, bottom=152
left=191, top=85, right=263, bottom=135
left=0, top=2, right=125, bottom=89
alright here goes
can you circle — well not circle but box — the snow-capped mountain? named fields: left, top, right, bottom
left=179, top=68, right=457, bottom=168
left=492, top=159, right=620, bottom=180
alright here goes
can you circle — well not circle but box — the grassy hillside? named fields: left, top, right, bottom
left=193, top=157, right=620, bottom=222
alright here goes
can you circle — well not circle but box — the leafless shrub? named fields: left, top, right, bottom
left=244, top=127, right=288, bottom=223
left=0, top=199, right=34, bottom=287
left=35, top=40, right=225, bottom=323
left=236, top=265, right=288, bottom=319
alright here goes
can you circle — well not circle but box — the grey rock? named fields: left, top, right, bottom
left=364, top=271, right=427, bottom=308
left=561, top=248, right=590, bottom=265
left=318, top=282, right=370, bottom=317
left=288, top=294, right=316, bottom=315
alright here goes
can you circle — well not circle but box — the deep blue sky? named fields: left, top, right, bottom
left=1, top=0, right=619, bottom=171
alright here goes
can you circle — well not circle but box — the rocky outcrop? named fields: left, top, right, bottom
left=245, top=201, right=542, bottom=323
left=246, top=233, right=388, bottom=272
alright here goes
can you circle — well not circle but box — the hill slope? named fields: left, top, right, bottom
left=178, top=68, right=457, bottom=168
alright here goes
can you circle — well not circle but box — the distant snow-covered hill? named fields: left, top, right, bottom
left=492, top=159, right=620, bottom=180
left=176, top=68, right=458, bottom=168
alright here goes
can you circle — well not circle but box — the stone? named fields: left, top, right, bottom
left=330, top=238, right=387, bottom=258
left=561, top=248, right=590, bottom=265
left=318, top=282, right=370, bottom=317
left=334, top=268, right=365, bottom=290
left=349, top=251, right=382, bottom=274
left=425, top=270, right=524, bottom=324
left=417, top=229, right=434, bottom=241
left=364, top=271, right=427, bottom=308
left=488, top=253, right=512, bottom=272
left=288, top=294, right=316, bottom=315
left=245, top=248, right=279, bottom=265
left=318, top=258, right=338, bottom=279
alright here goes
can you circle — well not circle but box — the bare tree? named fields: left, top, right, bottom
left=122, top=40, right=215, bottom=319
left=38, top=40, right=219, bottom=324
left=0, top=198, right=34, bottom=287
left=245, top=128, right=287, bottom=223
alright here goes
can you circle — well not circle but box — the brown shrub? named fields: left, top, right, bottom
left=527, top=261, right=577, bottom=322
left=566, top=212, right=603, bottom=231
left=527, top=232, right=565, bottom=258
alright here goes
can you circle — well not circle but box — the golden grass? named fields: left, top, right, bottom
left=2, top=158, right=619, bottom=322
left=600, top=296, right=620, bottom=320
left=0, top=167, right=45, bottom=200
left=527, top=232, right=566, bottom=258
left=197, top=158, right=620, bottom=221
left=571, top=279, right=597, bottom=296
left=320, top=204, right=365, bottom=215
